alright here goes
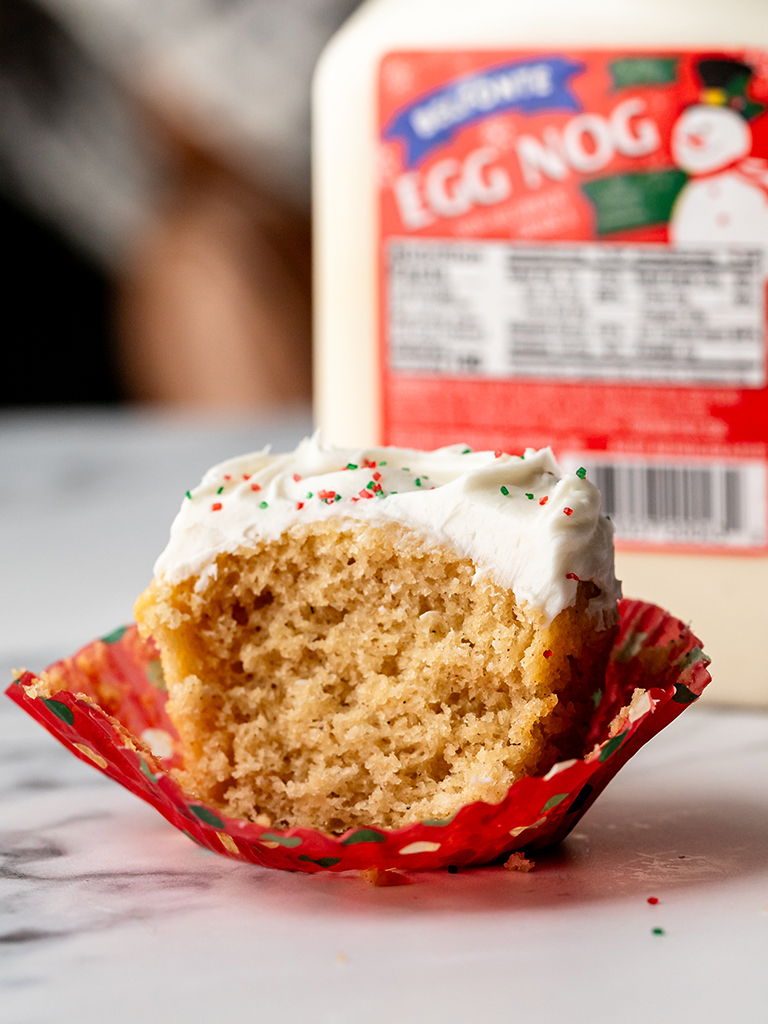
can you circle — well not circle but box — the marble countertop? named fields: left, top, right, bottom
left=2, top=409, right=767, bottom=1024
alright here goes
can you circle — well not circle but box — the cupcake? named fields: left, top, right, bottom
left=133, top=436, right=620, bottom=834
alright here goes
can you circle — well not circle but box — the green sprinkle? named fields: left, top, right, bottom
left=259, top=501, right=268, bottom=509
left=367, top=481, right=375, bottom=490
left=390, top=490, right=398, bottom=494
left=379, top=461, right=387, bottom=466
left=376, top=489, right=386, bottom=497
left=462, top=448, right=472, bottom=454
left=306, top=492, right=313, bottom=499
left=217, top=486, right=224, bottom=494
left=592, top=689, right=602, bottom=708
left=576, top=467, right=587, bottom=480
left=500, top=486, right=509, bottom=496
left=415, top=478, right=422, bottom=486
left=525, top=493, right=534, bottom=500
left=652, top=928, right=665, bottom=936
left=185, top=490, right=192, bottom=500
left=346, top=463, right=358, bottom=470
left=605, top=515, right=611, bottom=521
left=334, top=493, right=341, bottom=501
left=402, top=467, right=410, bottom=472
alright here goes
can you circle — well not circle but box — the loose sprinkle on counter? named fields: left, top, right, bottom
left=525, top=493, right=534, bottom=500
left=566, top=573, right=580, bottom=581
left=259, top=501, right=268, bottom=509
left=500, top=486, right=510, bottom=496
left=647, top=897, right=659, bottom=905
left=185, top=491, right=192, bottom=500
left=211, top=502, right=222, bottom=512
left=563, top=507, right=573, bottom=516
left=576, top=466, right=587, bottom=479
left=539, top=496, right=549, bottom=506
left=543, top=650, right=552, bottom=659
left=652, top=928, right=665, bottom=936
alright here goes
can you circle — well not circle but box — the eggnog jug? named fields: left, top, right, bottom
left=313, top=0, right=768, bottom=705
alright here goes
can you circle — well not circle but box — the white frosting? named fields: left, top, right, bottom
left=154, top=435, right=621, bottom=626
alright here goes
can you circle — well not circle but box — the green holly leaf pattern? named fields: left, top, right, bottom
left=101, top=625, right=128, bottom=644
left=599, top=730, right=629, bottom=763
left=42, top=698, right=74, bottom=726
left=298, top=855, right=342, bottom=868
left=341, top=829, right=387, bottom=845
left=189, top=805, right=225, bottom=829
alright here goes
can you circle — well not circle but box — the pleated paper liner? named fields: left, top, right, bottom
left=6, top=599, right=710, bottom=873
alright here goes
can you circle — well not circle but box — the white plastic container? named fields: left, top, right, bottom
left=313, top=0, right=768, bottom=705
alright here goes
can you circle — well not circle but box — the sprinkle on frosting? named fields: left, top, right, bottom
left=154, top=434, right=620, bottom=626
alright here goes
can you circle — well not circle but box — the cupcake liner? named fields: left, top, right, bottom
left=5, top=599, right=710, bottom=873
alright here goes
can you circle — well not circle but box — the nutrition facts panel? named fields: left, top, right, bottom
left=387, top=239, right=766, bottom=386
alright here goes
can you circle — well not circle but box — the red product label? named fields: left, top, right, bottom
left=378, top=50, right=768, bottom=550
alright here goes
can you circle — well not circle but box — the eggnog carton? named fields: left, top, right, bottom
left=313, top=0, right=768, bottom=705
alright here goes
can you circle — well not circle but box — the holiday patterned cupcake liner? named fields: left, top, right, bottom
left=5, top=599, right=710, bottom=872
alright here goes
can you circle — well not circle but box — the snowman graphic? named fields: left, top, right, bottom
left=670, top=58, right=768, bottom=245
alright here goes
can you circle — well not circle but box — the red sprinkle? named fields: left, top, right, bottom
left=373, top=472, right=382, bottom=481
left=243, top=474, right=251, bottom=481
left=543, top=650, right=553, bottom=659
left=250, top=483, right=261, bottom=492
left=211, top=502, right=222, bottom=512
left=647, top=897, right=659, bottom=905
left=359, top=489, right=374, bottom=499
left=362, top=458, right=377, bottom=469
left=563, top=507, right=573, bottom=516
left=539, top=496, right=549, bottom=506
left=296, top=501, right=304, bottom=510
left=566, top=573, right=580, bottom=581
left=293, top=474, right=302, bottom=483
left=494, top=449, right=503, bottom=458
left=318, top=489, right=336, bottom=501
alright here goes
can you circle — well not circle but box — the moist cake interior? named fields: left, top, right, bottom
left=135, top=520, right=614, bottom=833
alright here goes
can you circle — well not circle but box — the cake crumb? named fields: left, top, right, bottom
left=360, top=867, right=412, bottom=887
left=503, top=852, right=534, bottom=872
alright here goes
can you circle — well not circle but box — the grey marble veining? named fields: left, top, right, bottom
left=2, top=412, right=767, bottom=1024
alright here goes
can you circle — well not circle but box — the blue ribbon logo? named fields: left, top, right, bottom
left=383, top=57, right=585, bottom=168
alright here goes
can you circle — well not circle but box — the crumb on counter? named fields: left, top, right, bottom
left=503, top=851, right=534, bottom=872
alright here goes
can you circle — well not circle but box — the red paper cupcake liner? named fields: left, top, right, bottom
left=5, top=599, right=710, bottom=872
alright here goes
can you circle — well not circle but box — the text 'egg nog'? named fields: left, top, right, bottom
left=313, top=0, right=768, bottom=705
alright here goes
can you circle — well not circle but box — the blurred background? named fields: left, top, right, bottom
left=0, top=0, right=363, bottom=410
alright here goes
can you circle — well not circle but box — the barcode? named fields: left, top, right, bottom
left=563, top=458, right=767, bottom=548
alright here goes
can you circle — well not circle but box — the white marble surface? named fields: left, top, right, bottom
left=2, top=410, right=767, bottom=1024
